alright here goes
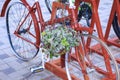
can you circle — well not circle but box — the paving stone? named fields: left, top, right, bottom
left=2, top=48, right=15, bottom=57
left=0, top=59, right=5, bottom=65
left=7, top=61, right=24, bottom=71
left=0, top=72, right=12, bottom=80
left=18, top=68, right=30, bottom=76
left=3, top=56, right=18, bottom=63
left=43, top=75, right=61, bottom=80
left=0, top=64, right=9, bottom=70
left=16, top=59, right=25, bottom=64
left=0, top=54, right=10, bottom=60
left=0, top=41, right=4, bottom=46
left=2, top=67, right=16, bottom=75
left=8, top=71, right=24, bottom=79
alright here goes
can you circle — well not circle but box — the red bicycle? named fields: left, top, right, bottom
left=0, top=0, right=119, bottom=80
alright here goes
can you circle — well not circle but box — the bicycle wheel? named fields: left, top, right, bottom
left=6, top=2, right=40, bottom=61
left=65, top=34, right=119, bottom=80
left=112, top=14, right=120, bottom=39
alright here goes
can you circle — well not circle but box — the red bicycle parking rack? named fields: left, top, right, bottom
left=43, top=0, right=120, bottom=80
left=104, top=0, right=120, bottom=48
left=0, top=0, right=120, bottom=80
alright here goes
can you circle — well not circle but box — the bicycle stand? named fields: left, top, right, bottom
left=45, top=58, right=70, bottom=79
left=104, top=0, right=120, bottom=48
left=44, top=0, right=119, bottom=80
left=1, top=0, right=119, bottom=80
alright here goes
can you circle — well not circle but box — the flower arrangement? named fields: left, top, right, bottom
left=41, top=26, right=79, bottom=58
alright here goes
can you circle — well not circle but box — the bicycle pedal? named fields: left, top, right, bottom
left=30, top=66, right=44, bottom=73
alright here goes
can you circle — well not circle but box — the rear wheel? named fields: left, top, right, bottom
left=65, top=34, right=119, bottom=80
left=112, top=14, right=120, bottom=39
left=6, top=2, right=40, bottom=61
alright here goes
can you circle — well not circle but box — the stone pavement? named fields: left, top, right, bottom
left=0, top=0, right=119, bottom=80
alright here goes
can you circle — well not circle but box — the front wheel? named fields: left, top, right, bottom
left=6, top=2, right=40, bottom=61
left=65, top=34, right=119, bottom=80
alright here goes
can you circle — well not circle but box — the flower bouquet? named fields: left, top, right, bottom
left=41, top=25, right=79, bottom=58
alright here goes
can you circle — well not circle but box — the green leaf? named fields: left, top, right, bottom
left=61, top=38, right=69, bottom=46
left=41, top=31, right=46, bottom=36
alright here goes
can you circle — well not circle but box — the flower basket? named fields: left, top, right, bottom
left=41, top=25, right=79, bottom=58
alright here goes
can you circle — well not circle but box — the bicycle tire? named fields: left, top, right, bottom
left=112, top=14, right=120, bottom=39
left=65, top=34, right=119, bottom=80
left=45, top=0, right=52, bottom=13
left=6, top=2, right=40, bottom=61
